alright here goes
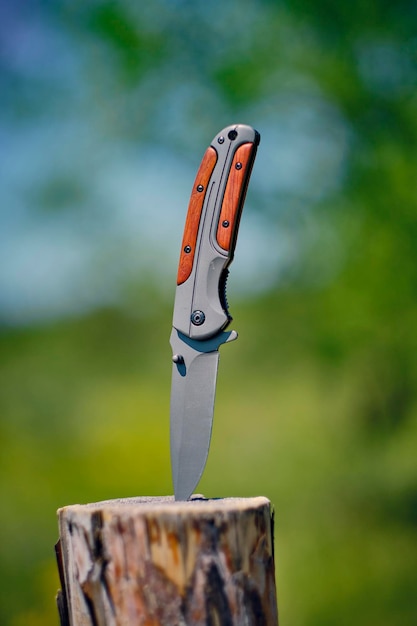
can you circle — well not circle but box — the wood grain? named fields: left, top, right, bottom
left=177, top=147, right=218, bottom=285
left=216, top=143, right=255, bottom=252
left=56, top=496, right=279, bottom=626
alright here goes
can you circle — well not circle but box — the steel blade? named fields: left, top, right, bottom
left=170, top=349, right=219, bottom=501
left=170, top=328, right=237, bottom=500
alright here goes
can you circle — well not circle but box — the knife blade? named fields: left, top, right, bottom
left=170, top=123, right=260, bottom=501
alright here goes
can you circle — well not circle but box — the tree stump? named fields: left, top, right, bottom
left=55, top=495, right=278, bottom=626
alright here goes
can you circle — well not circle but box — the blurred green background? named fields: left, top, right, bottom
left=1, top=1, right=417, bottom=624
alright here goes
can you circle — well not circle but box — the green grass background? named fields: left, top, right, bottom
left=2, top=293, right=416, bottom=624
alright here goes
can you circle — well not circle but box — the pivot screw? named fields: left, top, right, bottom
left=191, top=310, right=205, bottom=326
left=172, top=354, right=184, bottom=364
left=196, top=184, right=204, bottom=192
left=228, top=130, right=238, bottom=140
left=235, top=162, right=242, bottom=170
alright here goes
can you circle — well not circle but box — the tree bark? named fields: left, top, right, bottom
left=56, top=495, right=278, bottom=626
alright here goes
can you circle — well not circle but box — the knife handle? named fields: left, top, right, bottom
left=173, top=124, right=260, bottom=340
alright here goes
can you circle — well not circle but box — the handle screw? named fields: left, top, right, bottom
left=218, top=136, right=225, bottom=144
left=235, top=162, right=242, bottom=170
left=184, top=245, right=192, bottom=253
left=222, top=220, right=230, bottom=228
left=196, top=184, right=204, bottom=192
left=191, top=310, right=205, bottom=326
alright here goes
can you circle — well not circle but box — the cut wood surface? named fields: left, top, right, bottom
left=56, top=495, right=278, bottom=626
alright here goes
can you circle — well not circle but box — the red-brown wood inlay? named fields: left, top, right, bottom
left=177, top=146, right=218, bottom=285
left=216, top=143, right=254, bottom=252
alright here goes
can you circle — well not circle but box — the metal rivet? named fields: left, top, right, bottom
left=218, top=136, right=225, bottom=144
left=196, top=184, right=204, bottom=192
left=222, top=220, right=230, bottom=228
left=235, top=162, right=242, bottom=170
left=184, top=245, right=191, bottom=253
left=191, top=310, right=205, bottom=326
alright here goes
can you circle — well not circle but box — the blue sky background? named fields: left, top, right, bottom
left=0, top=0, right=352, bottom=324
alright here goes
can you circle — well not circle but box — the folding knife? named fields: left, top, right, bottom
left=170, top=123, right=260, bottom=501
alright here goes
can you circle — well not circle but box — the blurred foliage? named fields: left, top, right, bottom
left=1, top=0, right=417, bottom=624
